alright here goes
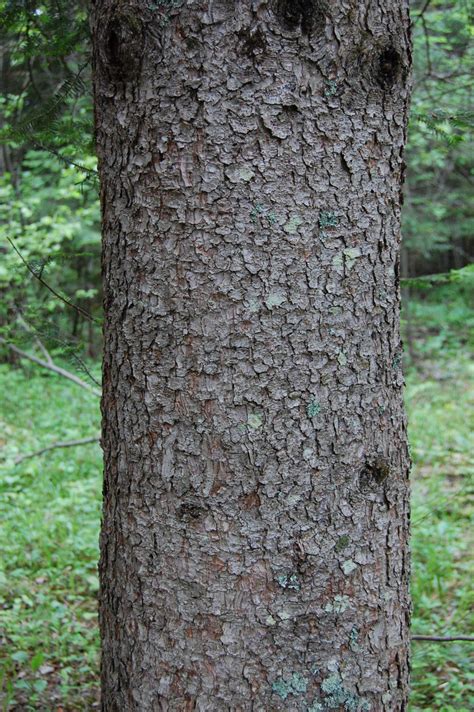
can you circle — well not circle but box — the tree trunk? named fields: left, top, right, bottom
left=92, top=1, right=412, bottom=709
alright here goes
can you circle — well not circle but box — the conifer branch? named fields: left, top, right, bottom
left=7, top=237, right=100, bottom=324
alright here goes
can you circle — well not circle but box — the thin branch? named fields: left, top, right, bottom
left=7, top=237, right=99, bottom=324
left=15, top=435, right=100, bottom=465
left=15, top=314, right=102, bottom=389
left=15, top=314, right=54, bottom=365
left=421, top=16, right=433, bottom=77
left=413, top=0, right=433, bottom=25
left=0, top=338, right=101, bottom=397
left=412, top=635, right=474, bottom=643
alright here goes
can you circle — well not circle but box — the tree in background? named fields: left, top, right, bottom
left=403, top=0, right=473, bottom=278
left=92, top=1, right=412, bottom=709
left=0, top=0, right=101, bottom=358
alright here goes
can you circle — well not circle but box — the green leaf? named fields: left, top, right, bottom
left=30, top=653, right=45, bottom=671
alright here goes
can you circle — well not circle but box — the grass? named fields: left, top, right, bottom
left=404, top=285, right=474, bottom=712
left=0, top=365, right=101, bottom=710
left=0, top=286, right=473, bottom=710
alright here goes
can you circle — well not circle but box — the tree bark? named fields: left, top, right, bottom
left=92, top=1, right=412, bottom=709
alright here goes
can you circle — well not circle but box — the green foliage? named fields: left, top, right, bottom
left=404, top=0, right=473, bottom=272
left=0, top=143, right=101, bottom=358
left=0, top=0, right=101, bottom=357
left=0, top=363, right=101, bottom=710
left=403, top=280, right=474, bottom=357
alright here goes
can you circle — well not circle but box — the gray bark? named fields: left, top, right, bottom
left=91, top=1, right=412, bottom=710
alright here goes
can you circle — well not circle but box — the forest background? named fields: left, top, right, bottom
left=0, top=0, right=472, bottom=709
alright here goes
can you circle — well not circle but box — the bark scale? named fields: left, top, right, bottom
left=92, top=1, right=412, bottom=709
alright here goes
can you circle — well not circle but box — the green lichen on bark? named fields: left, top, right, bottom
left=321, top=673, right=370, bottom=711
left=272, top=672, right=309, bottom=700
left=324, top=594, right=351, bottom=613
left=319, top=211, right=339, bottom=229
left=277, top=573, right=301, bottom=590
left=307, top=399, right=321, bottom=418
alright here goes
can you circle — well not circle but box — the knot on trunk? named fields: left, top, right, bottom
left=359, top=458, right=391, bottom=491
left=376, top=46, right=403, bottom=89
left=274, top=0, right=328, bottom=35
left=103, top=12, right=143, bottom=83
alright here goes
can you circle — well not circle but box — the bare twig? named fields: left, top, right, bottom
left=15, top=314, right=102, bottom=389
left=413, top=0, right=433, bottom=25
left=421, top=16, right=433, bottom=76
left=6, top=237, right=99, bottom=324
left=33, top=335, right=54, bottom=365
left=412, top=635, right=474, bottom=643
left=15, top=314, right=54, bottom=365
left=0, top=338, right=101, bottom=397
left=15, top=435, right=100, bottom=465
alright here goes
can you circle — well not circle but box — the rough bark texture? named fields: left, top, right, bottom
left=92, top=1, right=412, bottom=710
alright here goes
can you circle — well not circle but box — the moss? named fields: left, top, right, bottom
left=335, top=535, right=350, bottom=552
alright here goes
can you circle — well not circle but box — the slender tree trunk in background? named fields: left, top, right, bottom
left=92, top=1, right=412, bottom=709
